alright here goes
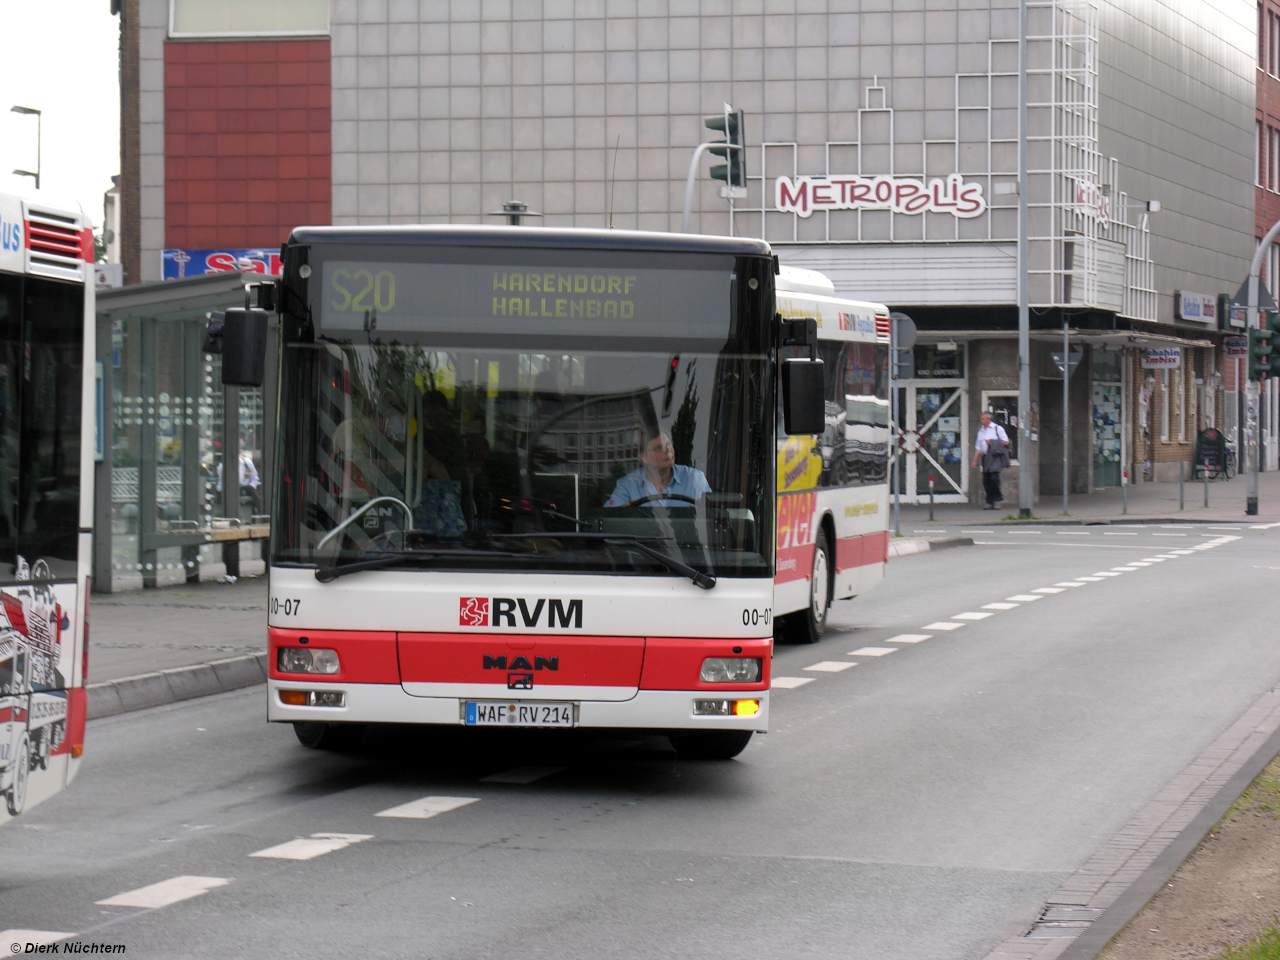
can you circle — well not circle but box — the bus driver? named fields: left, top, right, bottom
left=604, top=431, right=711, bottom=507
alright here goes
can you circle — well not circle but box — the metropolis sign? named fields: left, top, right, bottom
left=775, top=173, right=987, bottom=219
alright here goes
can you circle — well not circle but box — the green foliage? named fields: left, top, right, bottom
left=1214, top=920, right=1280, bottom=960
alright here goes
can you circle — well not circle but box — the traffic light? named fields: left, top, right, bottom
left=705, top=107, right=746, bottom=198
left=1268, top=310, right=1280, bottom=377
left=1248, top=322, right=1273, bottom=381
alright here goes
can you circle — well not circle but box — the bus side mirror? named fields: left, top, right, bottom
left=782, top=358, right=825, bottom=435
left=221, top=307, right=269, bottom=387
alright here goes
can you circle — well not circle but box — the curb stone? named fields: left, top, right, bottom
left=87, top=652, right=268, bottom=720
left=889, top=536, right=975, bottom=558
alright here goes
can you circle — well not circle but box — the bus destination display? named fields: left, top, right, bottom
left=319, top=260, right=731, bottom=339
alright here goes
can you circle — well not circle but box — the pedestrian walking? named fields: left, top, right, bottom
left=971, top=412, right=1011, bottom=510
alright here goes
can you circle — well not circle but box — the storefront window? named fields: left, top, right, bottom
left=912, top=344, right=965, bottom=379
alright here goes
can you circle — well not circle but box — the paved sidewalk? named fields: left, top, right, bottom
left=87, top=574, right=269, bottom=719
left=896, top=468, right=1280, bottom=527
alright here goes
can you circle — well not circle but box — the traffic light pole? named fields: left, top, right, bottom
left=682, top=142, right=743, bottom=233
left=1245, top=219, right=1280, bottom=514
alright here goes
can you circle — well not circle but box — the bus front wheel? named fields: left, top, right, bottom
left=668, top=730, right=753, bottom=760
left=293, top=721, right=366, bottom=751
left=777, top=528, right=832, bottom=645
left=6, top=734, right=30, bottom=815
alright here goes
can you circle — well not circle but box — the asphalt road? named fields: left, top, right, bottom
left=3, top=522, right=1278, bottom=959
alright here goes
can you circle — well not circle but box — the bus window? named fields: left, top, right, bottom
left=0, top=275, right=19, bottom=580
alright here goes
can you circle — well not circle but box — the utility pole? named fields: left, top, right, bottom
left=1016, top=0, right=1032, bottom=518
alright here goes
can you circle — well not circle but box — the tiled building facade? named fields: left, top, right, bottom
left=118, top=0, right=1260, bottom=502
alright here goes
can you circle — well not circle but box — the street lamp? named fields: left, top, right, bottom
left=10, top=105, right=41, bottom=189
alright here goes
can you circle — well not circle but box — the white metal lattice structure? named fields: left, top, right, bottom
left=740, top=0, right=1156, bottom=322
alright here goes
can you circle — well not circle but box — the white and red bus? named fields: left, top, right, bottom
left=0, top=190, right=95, bottom=820
left=262, top=227, right=886, bottom=759
left=772, top=265, right=891, bottom=644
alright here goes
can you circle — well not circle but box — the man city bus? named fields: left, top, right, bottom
left=255, top=226, right=886, bottom=760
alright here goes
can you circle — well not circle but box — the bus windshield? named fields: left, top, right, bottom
left=274, top=246, right=774, bottom=580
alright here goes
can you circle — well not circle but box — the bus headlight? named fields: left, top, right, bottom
left=700, top=657, right=762, bottom=683
left=277, top=647, right=341, bottom=675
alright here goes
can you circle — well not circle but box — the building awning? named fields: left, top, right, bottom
left=915, top=329, right=1216, bottom=349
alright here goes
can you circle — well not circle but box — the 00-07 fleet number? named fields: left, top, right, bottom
left=270, top=597, right=301, bottom=617
left=742, top=607, right=771, bottom=626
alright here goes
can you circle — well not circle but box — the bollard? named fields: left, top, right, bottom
left=1204, top=460, right=1209, bottom=508
left=1122, top=470, right=1128, bottom=515
left=1179, top=467, right=1184, bottom=511
left=929, top=473, right=935, bottom=521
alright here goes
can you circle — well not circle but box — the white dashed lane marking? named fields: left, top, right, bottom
left=1074, top=576, right=1105, bottom=582
left=1006, top=594, right=1044, bottom=602
left=1032, top=587, right=1066, bottom=594
left=847, top=647, right=898, bottom=657
left=772, top=676, right=815, bottom=689
left=1103, top=532, right=1138, bottom=536
left=922, top=621, right=967, bottom=631
left=96, top=876, right=231, bottom=909
left=1152, top=532, right=1187, bottom=536
left=1112, top=566, right=1140, bottom=572
left=1054, top=581, right=1087, bottom=587
left=952, top=611, right=994, bottom=620
left=481, top=766, right=567, bottom=784
left=804, top=661, right=856, bottom=672
left=1, top=931, right=74, bottom=948
left=885, top=634, right=932, bottom=643
left=1057, top=531, right=1090, bottom=535
left=1009, top=531, right=1043, bottom=535
left=982, top=602, right=1019, bottom=610
left=249, top=833, right=373, bottom=861
left=1092, top=571, right=1123, bottom=577
left=375, top=796, right=480, bottom=820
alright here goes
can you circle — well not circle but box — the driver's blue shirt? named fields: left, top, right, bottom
left=604, top=464, right=712, bottom=507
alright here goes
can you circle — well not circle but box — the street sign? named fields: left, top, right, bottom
left=1051, top=350, right=1083, bottom=376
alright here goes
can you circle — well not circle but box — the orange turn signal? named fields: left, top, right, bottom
left=279, top=690, right=308, bottom=706
left=732, top=699, right=761, bottom=717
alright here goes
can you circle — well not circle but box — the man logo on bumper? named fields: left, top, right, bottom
left=459, top=597, right=583, bottom=629
left=483, top=655, right=559, bottom=672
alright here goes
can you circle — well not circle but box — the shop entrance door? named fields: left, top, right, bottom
left=893, top=383, right=968, bottom=503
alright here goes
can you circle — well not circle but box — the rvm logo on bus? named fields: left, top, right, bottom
left=459, top=597, right=583, bottom=629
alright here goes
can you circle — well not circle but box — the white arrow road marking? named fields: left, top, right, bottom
left=1, top=931, right=74, bottom=948
left=375, top=796, right=480, bottom=820
left=952, top=611, right=994, bottom=620
left=847, top=647, right=898, bottom=657
left=96, top=876, right=230, bottom=909
left=884, top=634, right=932, bottom=643
left=922, top=621, right=967, bottom=630
left=250, top=833, right=373, bottom=861
left=804, top=661, right=857, bottom=672
left=481, top=766, right=567, bottom=784
left=982, top=602, right=1019, bottom=610
left=1005, top=595, right=1045, bottom=601
left=771, top=676, right=815, bottom=689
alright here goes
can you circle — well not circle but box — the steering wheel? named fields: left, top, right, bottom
left=627, top=493, right=699, bottom=507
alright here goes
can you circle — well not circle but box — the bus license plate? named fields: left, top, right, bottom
left=464, top=701, right=574, bottom=727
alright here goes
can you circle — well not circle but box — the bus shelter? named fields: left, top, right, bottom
left=93, top=271, right=277, bottom=592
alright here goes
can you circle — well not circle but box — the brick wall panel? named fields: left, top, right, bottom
left=165, top=38, right=330, bottom=250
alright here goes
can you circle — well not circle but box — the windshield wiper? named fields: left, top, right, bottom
left=315, top=548, right=517, bottom=582
left=494, top=532, right=716, bottom=590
